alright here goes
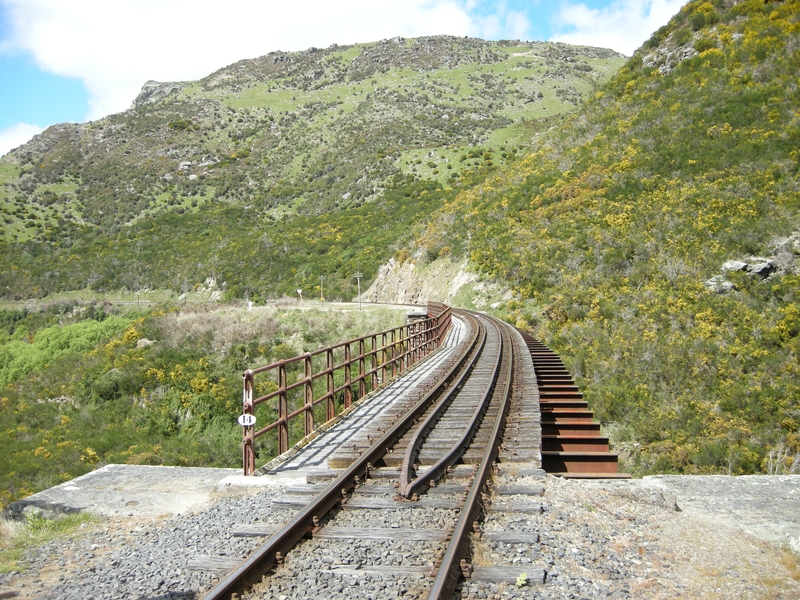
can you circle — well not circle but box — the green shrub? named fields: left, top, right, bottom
left=420, top=0, right=800, bottom=476
left=694, top=37, right=717, bottom=53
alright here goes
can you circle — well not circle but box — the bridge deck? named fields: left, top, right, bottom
left=260, top=316, right=470, bottom=481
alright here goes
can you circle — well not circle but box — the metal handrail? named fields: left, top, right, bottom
left=240, top=303, right=452, bottom=474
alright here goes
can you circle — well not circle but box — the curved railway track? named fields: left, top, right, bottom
left=10, top=308, right=789, bottom=600
left=1, top=307, right=641, bottom=600
left=202, top=310, right=622, bottom=600
left=201, top=311, right=515, bottom=599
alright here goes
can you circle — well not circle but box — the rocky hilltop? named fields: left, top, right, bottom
left=1, top=36, right=623, bottom=237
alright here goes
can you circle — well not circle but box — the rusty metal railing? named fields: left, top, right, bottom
left=240, top=303, right=452, bottom=474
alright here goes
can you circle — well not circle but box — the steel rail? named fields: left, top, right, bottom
left=398, top=317, right=502, bottom=499
left=427, top=316, right=515, bottom=599
left=397, top=314, right=486, bottom=497
left=202, top=314, right=481, bottom=600
left=242, top=305, right=451, bottom=471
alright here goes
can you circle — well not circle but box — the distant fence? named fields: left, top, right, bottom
left=240, top=302, right=452, bottom=474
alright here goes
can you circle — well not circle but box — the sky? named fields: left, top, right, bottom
left=0, top=0, right=688, bottom=157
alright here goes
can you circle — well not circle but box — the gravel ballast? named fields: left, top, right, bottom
left=2, top=475, right=799, bottom=599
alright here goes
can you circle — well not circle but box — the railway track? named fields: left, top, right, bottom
left=201, top=311, right=529, bottom=599
left=519, top=333, right=629, bottom=479
left=4, top=309, right=646, bottom=600
left=195, top=310, right=626, bottom=599
left=12, top=310, right=792, bottom=599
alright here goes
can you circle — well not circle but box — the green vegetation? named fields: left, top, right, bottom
left=0, top=300, right=405, bottom=509
left=0, top=510, right=98, bottom=572
left=0, top=176, right=476, bottom=301
left=3, top=1, right=798, bottom=496
left=0, top=36, right=622, bottom=245
left=0, top=312, right=136, bottom=387
left=418, top=0, right=800, bottom=476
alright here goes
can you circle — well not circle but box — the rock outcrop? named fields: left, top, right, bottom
left=132, top=80, right=188, bottom=108
left=361, top=256, right=511, bottom=308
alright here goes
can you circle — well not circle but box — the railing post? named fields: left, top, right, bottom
left=401, top=325, right=408, bottom=373
left=424, top=319, right=430, bottom=355
left=397, top=327, right=403, bottom=375
left=409, top=322, right=415, bottom=366
left=415, top=321, right=421, bottom=363
left=411, top=323, right=416, bottom=367
left=391, top=329, right=397, bottom=378
left=381, top=331, right=388, bottom=385
left=278, top=361, right=289, bottom=454
left=358, top=338, right=366, bottom=400
left=326, top=348, right=335, bottom=421
left=242, top=370, right=255, bottom=476
left=304, top=354, right=314, bottom=436
left=344, top=343, right=352, bottom=408
left=371, top=334, right=378, bottom=391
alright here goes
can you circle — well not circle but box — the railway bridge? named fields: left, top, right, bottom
left=208, top=303, right=628, bottom=599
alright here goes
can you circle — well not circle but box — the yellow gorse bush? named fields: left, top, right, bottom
left=417, top=0, right=800, bottom=475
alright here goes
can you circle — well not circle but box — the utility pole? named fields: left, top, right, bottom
left=320, top=275, right=325, bottom=302
left=353, top=272, right=363, bottom=311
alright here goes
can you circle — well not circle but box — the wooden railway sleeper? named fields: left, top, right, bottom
left=460, top=559, right=474, bottom=579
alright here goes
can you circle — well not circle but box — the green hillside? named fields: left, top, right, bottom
left=2, top=0, right=798, bottom=509
left=0, top=37, right=622, bottom=301
left=417, top=0, right=800, bottom=474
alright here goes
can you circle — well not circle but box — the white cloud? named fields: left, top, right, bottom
left=550, top=0, right=687, bottom=56
left=504, top=10, right=533, bottom=41
left=468, top=0, right=532, bottom=42
left=0, top=122, right=43, bottom=157
left=1, top=0, right=489, bottom=121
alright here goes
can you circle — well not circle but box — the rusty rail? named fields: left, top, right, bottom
left=240, top=303, right=452, bottom=475
left=203, top=310, right=477, bottom=600
left=399, top=315, right=503, bottom=498
left=428, top=315, right=515, bottom=599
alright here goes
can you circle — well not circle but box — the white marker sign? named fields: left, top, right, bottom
left=238, top=414, right=257, bottom=427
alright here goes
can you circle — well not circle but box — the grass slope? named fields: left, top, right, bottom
left=0, top=37, right=622, bottom=301
left=0, top=37, right=622, bottom=244
left=418, top=0, right=800, bottom=475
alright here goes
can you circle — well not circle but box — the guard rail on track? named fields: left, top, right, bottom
left=240, top=303, right=452, bottom=475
